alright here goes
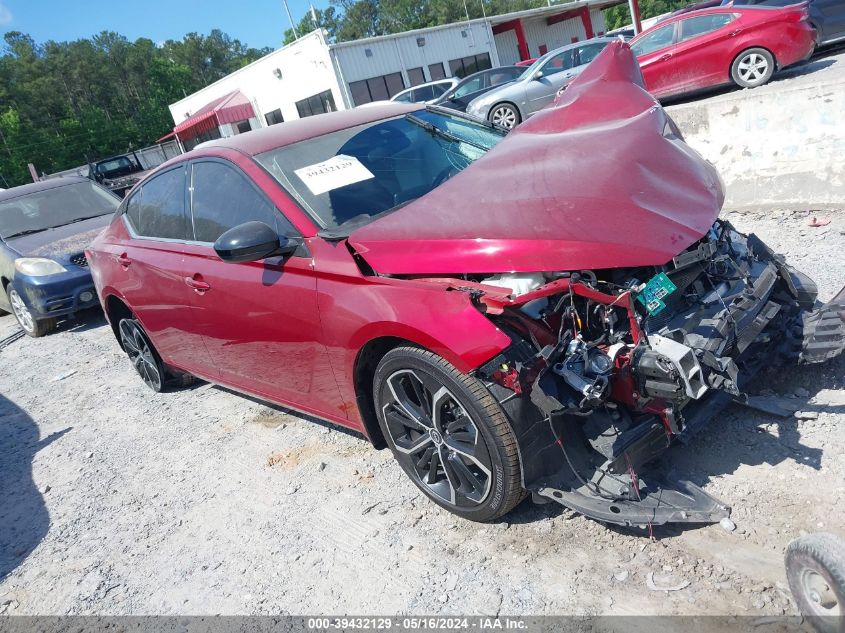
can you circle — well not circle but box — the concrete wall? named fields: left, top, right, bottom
left=667, top=69, right=845, bottom=209
left=168, top=31, right=345, bottom=127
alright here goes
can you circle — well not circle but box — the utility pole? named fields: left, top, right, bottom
left=283, top=0, right=299, bottom=40
left=628, top=0, right=643, bottom=33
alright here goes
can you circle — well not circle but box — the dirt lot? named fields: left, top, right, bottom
left=0, top=206, right=842, bottom=620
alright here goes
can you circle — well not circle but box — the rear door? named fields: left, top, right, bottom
left=812, top=0, right=845, bottom=43
left=182, top=158, right=341, bottom=413
left=670, top=13, right=739, bottom=91
left=631, top=22, right=681, bottom=97
left=119, top=164, right=211, bottom=373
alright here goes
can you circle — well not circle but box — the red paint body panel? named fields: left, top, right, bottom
left=348, top=42, right=724, bottom=275
left=88, top=42, right=730, bottom=439
left=632, top=6, right=816, bottom=99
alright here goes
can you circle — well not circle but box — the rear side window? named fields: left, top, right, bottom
left=678, top=13, right=736, bottom=42
left=631, top=23, right=677, bottom=56
left=190, top=161, right=295, bottom=243
left=124, top=167, right=188, bottom=240
left=412, top=85, right=435, bottom=102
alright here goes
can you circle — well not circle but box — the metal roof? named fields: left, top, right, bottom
left=327, top=0, right=626, bottom=50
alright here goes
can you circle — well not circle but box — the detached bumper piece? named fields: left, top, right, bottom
left=801, top=286, right=845, bottom=363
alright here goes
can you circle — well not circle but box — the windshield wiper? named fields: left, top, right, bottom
left=3, top=227, right=52, bottom=239
left=404, top=113, right=490, bottom=153
left=65, top=214, right=110, bottom=224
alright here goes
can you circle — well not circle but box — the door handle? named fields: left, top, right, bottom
left=117, top=253, right=131, bottom=268
left=729, top=29, right=742, bottom=37
left=658, top=53, right=672, bottom=61
left=184, top=275, right=211, bottom=293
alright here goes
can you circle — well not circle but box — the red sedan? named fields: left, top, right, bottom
left=630, top=4, right=816, bottom=98
left=87, top=43, right=843, bottom=528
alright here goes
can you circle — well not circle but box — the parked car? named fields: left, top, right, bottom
left=664, top=0, right=724, bottom=19
left=0, top=177, right=119, bottom=336
left=88, top=152, right=151, bottom=198
left=514, top=58, right=538, bottom=66
left=87, top=42, right=844, bottom=527
left=630, top=5, right=816, bottom=98
left=465, top=38, right=615, bottom=129
left=434, top=66, right=527, bottom=112
left=390, top=78, right=459, bottom=104
left=726, top=0, right=845, bottom=47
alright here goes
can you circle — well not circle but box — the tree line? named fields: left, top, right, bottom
left=0, top=0, right=687, bottom=189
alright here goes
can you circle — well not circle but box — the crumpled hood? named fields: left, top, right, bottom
left=5, top=214, right=113, bottom=259
left=348, top=42, right=724, bottom=275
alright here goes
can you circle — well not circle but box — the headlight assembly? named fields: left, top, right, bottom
left=14, top=257, right=68, bottom=277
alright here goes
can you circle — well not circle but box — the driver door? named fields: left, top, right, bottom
left=524, top=48, right=576, bottom=115
left=181, top=158, right=342, bottom=415
left=631, top=22, right=680, bottom=98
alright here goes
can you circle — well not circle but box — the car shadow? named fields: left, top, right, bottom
left=54, top=307, right=108, bottom=334
left=0, top=393, right=70, bottom=581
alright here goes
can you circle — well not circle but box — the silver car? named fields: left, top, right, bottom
left=466, top=38, right=615, bottom=129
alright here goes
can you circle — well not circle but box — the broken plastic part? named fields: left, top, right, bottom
left=648, top=334, right=707, bottom=400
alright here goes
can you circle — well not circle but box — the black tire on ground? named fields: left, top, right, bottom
left=5, top=285, right=56, bottom=337
left=731, top=47, right=776, bottom=89
left=118, top=318, right=168, bottom=393
left=373, top=346, right=525, bottom=522
left=785, top=532, right=845, bottom=633
left=488, top=103, right=521, bottom=130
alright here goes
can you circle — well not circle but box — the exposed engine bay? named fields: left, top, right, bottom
left=460, top=220, right=845, bottom=526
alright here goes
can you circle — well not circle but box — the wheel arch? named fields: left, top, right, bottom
left=103, top=292, right=134, bottom=349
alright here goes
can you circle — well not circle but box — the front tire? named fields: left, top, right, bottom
left=373, top=346, right=524, bottom=522
left=119, top=318, right=166, bottom=392
left=731, top=48, right=775, bottom=89
left=6, top=286, right=55, bottom=337
left=489, top=103, right=521, bottom=130
left=785, top=533, right=845, bottom=633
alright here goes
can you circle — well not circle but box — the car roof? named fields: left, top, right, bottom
left=188, top=102, right=424, bottom=157
left=0, top=176, right=91, bottom=203
left=641, top=5, right=746, bottom=29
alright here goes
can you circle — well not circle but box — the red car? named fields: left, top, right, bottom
left=87, top=43, right=844, bottom=528
left=630, top=4, right=816, bottom=98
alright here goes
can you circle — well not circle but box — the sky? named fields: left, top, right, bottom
left=0, top=0, right=331, bottom=49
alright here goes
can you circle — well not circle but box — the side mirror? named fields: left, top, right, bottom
left=533, top=70, right=545, bottom=80
left=213, top=221, right=300, bottom=263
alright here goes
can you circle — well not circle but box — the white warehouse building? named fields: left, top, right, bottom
left=165, top=0, right=623, bottom=150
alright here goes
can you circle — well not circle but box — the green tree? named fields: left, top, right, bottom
left=283, top=6, right=341, bottom=45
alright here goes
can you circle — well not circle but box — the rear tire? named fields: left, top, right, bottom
left=373, top=346, right=525, bottom=522
left=6, top=286, right=55, bottom=337
left=731, top=48, right=775, bottom=89
left=785, top=533, right=845, bottom=633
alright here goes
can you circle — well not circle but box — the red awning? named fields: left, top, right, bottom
left=173, top=90, right=256, bottom=139
left=155, top=130, right=177, bottom=143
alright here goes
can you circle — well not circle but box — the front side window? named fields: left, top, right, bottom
left=190, top=162, right=295, bottom=243
left=542, top=49, right=575, bottom=75
left=575, top=43, right=607, bottom=65
left=412, top=85, right=435, bottom=102
left=453, top=75, right=485, bottom=99
left=678, top=13, right=736, bottom=42
left=255, top=110, right=505, bottom=235
left=631, top=24, right=676, bottom=56
left=0, top=181, right=118, bottom=240
left=124, top=167, right=188, bottom=240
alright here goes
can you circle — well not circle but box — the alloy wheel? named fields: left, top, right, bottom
left=119, top=319, right=162, bottom=391
left=8, top=288, right=35, bottom=335
left=381, top=369, right=492, bottom=507
left=490, top=105, right=517, bottom=129
left=737, top=53, right=769, bottom=84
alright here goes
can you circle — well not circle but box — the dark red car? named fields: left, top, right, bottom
left=630, top=4, right=816, bottom=98
left=88, top=43, right=844, bottom=528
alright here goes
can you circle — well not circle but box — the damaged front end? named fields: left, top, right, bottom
left=471, top=222, right=845, bottom=526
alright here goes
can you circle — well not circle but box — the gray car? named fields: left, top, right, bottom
left=466, top=38, right=615, bottom=129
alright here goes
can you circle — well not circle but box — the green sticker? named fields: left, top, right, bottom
left=636, top=272, right=677, bottom=316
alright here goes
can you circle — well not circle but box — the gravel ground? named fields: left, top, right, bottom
left=0, top=206, right=842, bottom=618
